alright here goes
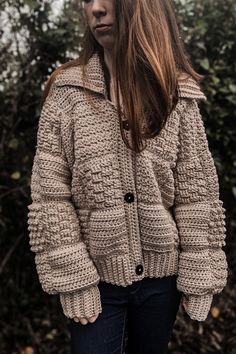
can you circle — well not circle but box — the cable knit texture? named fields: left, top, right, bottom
left=27, top=51, right=228, bottom=322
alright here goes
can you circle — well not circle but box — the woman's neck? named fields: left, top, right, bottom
left=104, top=49, right=113, bottom=80
left=103, top=49, right=115, bottom=103
left=103, top=49, right=123, bottom=107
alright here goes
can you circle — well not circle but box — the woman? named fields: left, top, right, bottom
left=27, top=0, right=228, bottom=353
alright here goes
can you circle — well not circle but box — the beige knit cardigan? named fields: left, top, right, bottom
left=27, top=51, right=228, bottom=322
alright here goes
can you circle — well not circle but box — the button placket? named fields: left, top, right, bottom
left=105, top=99, right=144, bottom=277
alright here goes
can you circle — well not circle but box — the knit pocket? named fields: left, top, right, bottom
left=87, top=206, right=129, bottom=259
left=138, top=203, right=176, bottom=252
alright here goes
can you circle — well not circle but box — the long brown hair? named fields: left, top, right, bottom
left=42, top=0, right=204, bottom=153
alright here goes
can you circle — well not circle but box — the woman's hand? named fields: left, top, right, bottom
left=73, top=314, right=99, bottom=325
left=181, top=295, right=188, bottom=312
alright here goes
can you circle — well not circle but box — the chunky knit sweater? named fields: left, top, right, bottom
left=27, top=51, right=228, bottom=322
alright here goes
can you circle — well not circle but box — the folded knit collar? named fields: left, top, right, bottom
left=54, top=51, right=207, bottom=101
left=54, top=51, right=107, bottom=96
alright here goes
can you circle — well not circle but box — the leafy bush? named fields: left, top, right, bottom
left=175, top=0, right=236, bottom=270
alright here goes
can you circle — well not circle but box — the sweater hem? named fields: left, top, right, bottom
left=94, top=248, right=179, bottom=287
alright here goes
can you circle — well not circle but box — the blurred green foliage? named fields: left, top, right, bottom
left=175, top=0, right=236, bottom=270
left=0, top=0, right=235, bottom=353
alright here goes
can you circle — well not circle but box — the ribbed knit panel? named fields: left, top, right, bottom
left=92, top=255, right=133, bottom=286
left=184, top=294, right=213, bottom=321
left=60, top=286, right=102, bottom=319
left=143, top=249, right=179, bottom=278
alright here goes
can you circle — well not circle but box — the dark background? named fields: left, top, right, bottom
left=0, top=0, right=235, bottom=353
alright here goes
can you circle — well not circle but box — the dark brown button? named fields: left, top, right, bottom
left=135, top=264, right=143, bottom=275
left=122, top=120, right=130, bottom=130
left=124, top=192, right=134, bottom=203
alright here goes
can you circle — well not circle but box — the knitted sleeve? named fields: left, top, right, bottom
left=27, top=94, right=102, bottom=319
left=173, top=98, right=228, bottom=321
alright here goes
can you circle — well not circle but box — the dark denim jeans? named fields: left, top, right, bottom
left=68, top=275, right=182, bottom=354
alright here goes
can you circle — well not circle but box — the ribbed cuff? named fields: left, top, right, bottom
left=59, top=285, right=102, bottom=319
left=183, top=293, right=213, bottom=321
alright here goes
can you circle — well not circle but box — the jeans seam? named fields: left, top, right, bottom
left=120, top=308, right=127, bottom=354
